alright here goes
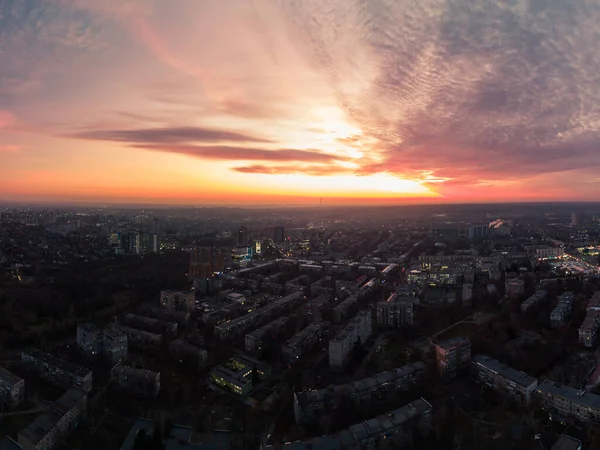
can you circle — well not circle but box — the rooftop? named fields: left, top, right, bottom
left=472, top=355, right=537, bottom=388
left=20, top=388, right=86, bottom=446
left=77, top=322, right=101, bottom=334
left=295, top=362, right=426, bottom=406
left=538, top=379, right=600, bottom=411
left=551, top=434, right=583, bottom=450
left=111, top=364, right=160, bottom=383
left=22, top=348, right=91, bottom=378
left=0, top=366, right=24, bottom=387
left=0, top=436, right=22, bottom=450
left=246, top=316, right=288, bottom=340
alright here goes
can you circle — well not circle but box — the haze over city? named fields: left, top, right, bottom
left=2, top=0, right=600, bottom=205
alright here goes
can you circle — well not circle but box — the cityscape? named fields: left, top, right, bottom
left=0, top=203, right=599, bottom=449
left=2, top=0, right=600, bottom=449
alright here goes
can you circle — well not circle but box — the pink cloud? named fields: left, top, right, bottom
left=0, top=111, right=16, bottom=128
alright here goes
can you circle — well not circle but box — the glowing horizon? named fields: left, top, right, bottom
left=2, top=0, right=600, bottom=205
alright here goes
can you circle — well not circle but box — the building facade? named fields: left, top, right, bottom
left=22, top=348, right=92, bottom=392
left=472, top=355, right=537, bottom=404
left=282, top=322, right=327, bottom=363
left=375, top=299, right=413, bottom=328
left=18, top=388, right=87, bottom=450
left=0, top=366, right=25, bottom=407
left=102, top=323, right=128, bottom=364
left=329, top=310, right=372, bottom=370
left=76, top=323, right=103, bottom=355
left=110, top=365, right=160, bottom=399
left=434, top=338, right=471, bottom=378
left=537, top=379, right=600, bottom=424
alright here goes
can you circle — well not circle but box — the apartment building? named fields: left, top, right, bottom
left=521, top=290, right=547, bottom=312
left=462, top=283, right=473, bottom=307
left=282, top=322, right=327, bottom=363
left=269, top=398, right=432, bottom=450
left=160, top=290, right=195, bottom=311
left=22, top=348, right=92, bottom=393
left=0, top=366, right=25, bottom=407
left=110, top=365, right=160, bottom=399
left=141, top=305, right=190, bottom=324
left=329, top=310, right=372, bottom=371
left=76, top=323, right=103, bottom=355
left=18, top=388, right=87, bottom=450
left=434, top=338, right=471, bottom=378
left=472, top=355, right=538, bottom=404
left=551, top=292, right=575, bottom=327
left=102, top=323, right=128, bottom=364
left=375, top=298, right=413, bottom=328
left=119, top=326, right=162, bottom=349
left=294, top=362, right=426, bottom=423
left=537, top=379, right=600, bottom=423
left=332, top=295, right=359, bottom=323
left=210, top=355, right=271, bottom=396
left=170, top=339, right=208, bottom=369
left=215, top=291, right=304, bottom=339
left=579, top=293, right=600, bottom=347
left=505, top=278, right=525, bottom=299
left=245, top=316, right=288, bottom=353
left=124, top=313, right=178, bottom=337
left=0, top=436, right=21, bottom=449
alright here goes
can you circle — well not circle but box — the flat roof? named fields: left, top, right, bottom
left=20, top=388, right=86, bottom=446
left=77, top=322, right=101, bottom=333
left=538, top=379, right=600, bottom=410
left=216, top=291, right=303, bottom=332
left=551, top=434, right=583, bottom=450
left=0, top=366, right=24, bottom=387
left=120, top=417, right=154, bottom=450
left=22, top=348, right=91, bottom=378
left=295, top=362, right=426, bottom=406
left=112, top=364, right=159, bottom=381
left=0, top=436, right=22, bottom=450
left=246, top=316, right=288, bottom=340
left=472, top=355, right=537, bottom=388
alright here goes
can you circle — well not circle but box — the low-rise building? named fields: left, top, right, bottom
left=245, top=316, right=288, bottom=353
left=282, top=322, right=327, bottom=363
left=110, top=365, right=160, bottom=399
left=375, top=298, right=413, bottom=328
left=505, top=278, right=525, bottom=299
left=22, top=348, right=92, bottom=392
left=551, top=434, right=582, bottom=450
left=329, top=310, right=372, bottom=371
left=160, top=290, right=195, bottom=312
left=332, top=295, right=359, bottom=323
left=76, top=323, right=103, bottom=356
left=537, top=379, right=600, bottom=424
left=521, top=290, right=547, bottom=312
left=472, top=355, right=537, bottom=404
left=551, top=292, right=575, bottom=327
left=434, top=338, right=471, bottom=378
left=215, top=291, right=304, bottom=339
left=141, top=305, right=190, bottom=324
left=18, top=388, right=87, bottom=450
left=103, top=323, right=128, bottom=364
left=579, top=293, right=600, bottom=347
left=0, top=366, right=25, bottom=407
left=269, top=398, right=432, bottom=450
left=169, top=340, right=208, bottom=369
left=210, top=355, right=271, bottom=396
left=0, top=436, right=21, bottom=450
left=119, top=326, right=162, bottom=349
left=124, top=313, right=178, bottom=337
left=294, top=362, right=426, bottom=423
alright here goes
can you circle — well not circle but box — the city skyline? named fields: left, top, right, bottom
left=2, top=0, right=600, bottom=205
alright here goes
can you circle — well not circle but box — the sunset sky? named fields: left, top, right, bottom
left=1, top=0, right=600, bottom=205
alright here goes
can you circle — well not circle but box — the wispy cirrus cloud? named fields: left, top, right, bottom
left=131, top=144, right=348, bottom=164
left=68, top=126, right=272, bottom=144
left=284, top=0, right=600, bottom=188
left=232, top=164, right=354, bottom=176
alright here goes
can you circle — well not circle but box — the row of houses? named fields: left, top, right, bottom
left=282, top=322, right=328, bottom=363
